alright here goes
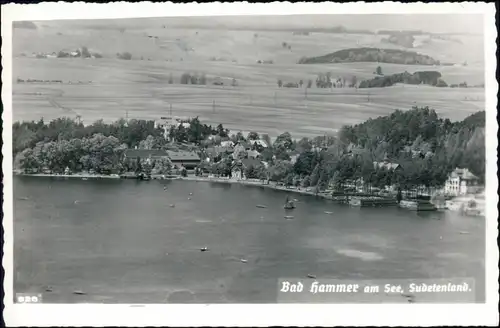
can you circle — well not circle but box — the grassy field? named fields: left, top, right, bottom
left=12, top=22, right=485, bottom=138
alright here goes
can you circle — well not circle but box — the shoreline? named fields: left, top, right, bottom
left=179, top=176, right=350, bottom=201
left=13, top=172, right=121, bottom=179
left=15, top=172, right=479, bottom=214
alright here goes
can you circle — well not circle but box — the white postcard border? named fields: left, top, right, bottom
left=2, top=2, right=498, bottom=327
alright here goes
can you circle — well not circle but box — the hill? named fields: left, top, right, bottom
left=298, top=48, right=440, bottom=65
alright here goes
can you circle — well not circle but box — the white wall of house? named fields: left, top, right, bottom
left=445, top=176, right=461, bottom=196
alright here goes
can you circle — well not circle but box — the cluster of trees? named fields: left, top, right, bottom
left=167, top=117, right=211, bottom=144
left=116, top=52, right=132, bottom=60
left=298, top=48, right=439, bottom=65
left=57, top=46, right=102, bottom=59
left=282, top=42, right=292, bottom=50
left=13, top=117, right=163, bottom=157
left=180, top=72, right=207, bottom=85
left=278, top=79, right=311, bottom=88
left=315, top=72, right=357, bottom=88
left=338, top=107, right=485, bottom=182
left=15, top=134, right=127, bottom=175
left=358, top=71, right=446, bottom=88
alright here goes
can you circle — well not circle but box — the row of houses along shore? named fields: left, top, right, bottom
left=124, top=136, right=482, bottom=199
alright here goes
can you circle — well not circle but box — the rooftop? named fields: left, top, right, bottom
left=166, top=150, right=201, bottom=161
left=124, top=149, right=169, bottom=158
left=452, top=168, right=479, bottom=180
left=373, top=161, right=401, bottom=170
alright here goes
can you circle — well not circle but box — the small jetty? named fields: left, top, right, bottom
left=399, top=200, right=437, bottom=211
left=256, top=204, right=267, bottom=208
left=349, top=196, right=398, bottom=207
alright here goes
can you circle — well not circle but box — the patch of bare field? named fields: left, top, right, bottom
left=12, top=25, right=484, bottom=138
left=13, top=59, right=484, bottom=138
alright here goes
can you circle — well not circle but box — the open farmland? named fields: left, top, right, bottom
left=12, top=21, right=485, bottom=138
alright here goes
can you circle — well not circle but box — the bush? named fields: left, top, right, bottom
left=117, top=52, right=132, bottom=60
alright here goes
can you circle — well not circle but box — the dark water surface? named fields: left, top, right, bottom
left=14, top=176, right=485, bottom=303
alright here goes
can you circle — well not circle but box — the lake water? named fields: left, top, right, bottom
left=13, top=176, right=485, bottom=303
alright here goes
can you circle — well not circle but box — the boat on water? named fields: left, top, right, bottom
left=283, top=196, right=296, bottom=209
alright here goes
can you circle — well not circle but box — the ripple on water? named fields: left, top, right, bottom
left=336, top=249, right=383, bottom=261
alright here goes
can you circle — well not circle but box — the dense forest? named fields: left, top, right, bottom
left=298, top=48, right=439, bottom=65
left=358, top=71, right=446, bottom=88
left=13, top=107, right=485, bottom=193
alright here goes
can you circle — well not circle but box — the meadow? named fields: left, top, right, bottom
left=12, top=22, right=485, bottom=138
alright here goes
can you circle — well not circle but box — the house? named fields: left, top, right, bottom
left=232, top=143, right=247, bottom=160
left=248, top=139, right=268, bottom=148
left=166, top=150, right=201, bottom=170
left=123, top=149, right=170, bottom=164
left=444, top=168, right=480, bottom=196
left=230, top=158, right=262, bottom=180
left=247, top=150, right=261, bottom=159
left=220, top=140, right=235, bottom=148
left=154, top=116, right=190, bottom=140
left=373, top=155, right=402, bottom=171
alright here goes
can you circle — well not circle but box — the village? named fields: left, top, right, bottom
left=98, top=114, right=485, bottom=216
left=13, top=108, right=485, bottom=217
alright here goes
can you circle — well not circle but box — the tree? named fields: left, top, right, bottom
left=117, top=52, right=132, bottom=60
left=310, top=163, right=320, bottom=186
left=261, top=134, right=272, bottom=148
left=81, top=46, right=91, bottom=58
left=138, top=135, right=158, bottom=150
left=307, top=79, right=312, bottom=88
left=199, top=74, right=207, bottom=85
left=301, top=175, right=311, bottom=188
left=273, top=132, right=293, bottom=151
left=299, top=80, right=304, bottom=88
left=247, top=131, right=259, bottom=140
left=351, top=75, right=358, bottom=88
left=231, top=78, right=238, bottom=87
left=180, top=72, right=191, bottom=84
left=168, top=74, right=173, bottom=84
left=375, top=66, right=383, bottom=76
left=277, top=79, right=283, bottom=88
left=190, top=73, right=199, bottom=85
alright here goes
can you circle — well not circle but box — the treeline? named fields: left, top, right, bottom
left=358, top=71, right=447, bottom=88
left=13, top=118, right=162, bottom=156
left=298, top=48, right=439, bottom=65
